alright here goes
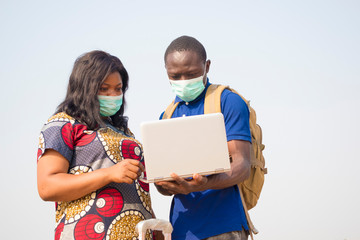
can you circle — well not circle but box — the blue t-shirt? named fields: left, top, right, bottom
left=160, top=80, right=251, bottom=240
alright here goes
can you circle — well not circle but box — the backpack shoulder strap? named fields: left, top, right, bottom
left=162, top=100, right=179, bottom=119
left=204, top=84, right=228, bottom=114
left=204, top=84, right=250, bottom=114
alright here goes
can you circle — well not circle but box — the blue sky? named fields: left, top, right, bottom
left=1, top=1, right=359, bottom=239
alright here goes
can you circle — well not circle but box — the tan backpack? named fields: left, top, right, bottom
left=162, top=84, right=267, bottom=237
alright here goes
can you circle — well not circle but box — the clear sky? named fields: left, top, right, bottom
left=1, top=0, right=359, bottom=239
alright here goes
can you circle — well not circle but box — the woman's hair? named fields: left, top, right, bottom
left=57, top=50, right=129, bottom=131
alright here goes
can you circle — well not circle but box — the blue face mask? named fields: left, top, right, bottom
left=98, top=94, right=123, bottom=117
left=169, top=75, right=206, bottom=102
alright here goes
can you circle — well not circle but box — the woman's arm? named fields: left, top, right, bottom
left=37, top=149, right=144, bottom=202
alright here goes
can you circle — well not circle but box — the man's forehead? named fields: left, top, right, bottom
left=165, top=50, right=202, bottom=65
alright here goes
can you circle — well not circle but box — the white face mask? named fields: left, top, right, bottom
left=169, top=74, right=206, bottom=102
left=97, top=94, right=123, bottom=117
left=169, top=76, right=205, bottom=102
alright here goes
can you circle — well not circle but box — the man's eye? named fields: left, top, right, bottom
left=188, top=73, right=198, bottom=78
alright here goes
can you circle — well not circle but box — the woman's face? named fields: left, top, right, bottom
left=98, top=72, right=123, bottom=96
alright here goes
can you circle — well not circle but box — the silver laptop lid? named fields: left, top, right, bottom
left=140, top=113, right=230, bottom=183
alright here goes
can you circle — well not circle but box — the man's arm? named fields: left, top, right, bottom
left=155, top=139, right=251, bottom=195
left=154, top=183, right=174, bottom=196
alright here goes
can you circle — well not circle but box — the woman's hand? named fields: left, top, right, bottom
left=108, top=159, right=145, bottom=184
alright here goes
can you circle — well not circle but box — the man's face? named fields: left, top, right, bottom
left=165, top=50, right=209, bottom=83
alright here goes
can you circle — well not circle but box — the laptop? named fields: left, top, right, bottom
left=139, top=113, right=231, bottom=183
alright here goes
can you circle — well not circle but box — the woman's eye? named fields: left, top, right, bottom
left=99, top=88, right=108, bottom=91
left=116, top=88, right=122, bottom=92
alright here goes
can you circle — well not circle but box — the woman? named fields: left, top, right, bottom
left=37, top=50, right=155, bottom=240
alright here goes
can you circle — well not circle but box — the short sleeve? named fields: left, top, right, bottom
left=221, top=90, right=252, bottom=143
left=37, top=116, right=75, bottom=163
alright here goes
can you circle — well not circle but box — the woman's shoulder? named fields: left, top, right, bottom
left=46, top=112, right=76, bottom=125
left=126, top=128, right=135, bottom=138
left=105, top=124, right=134, bottom=138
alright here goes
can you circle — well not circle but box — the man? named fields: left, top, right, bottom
left=155, top=36, right=251, bottom=240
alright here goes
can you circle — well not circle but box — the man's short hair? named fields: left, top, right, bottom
left=164, top=36, right=207, bottom=63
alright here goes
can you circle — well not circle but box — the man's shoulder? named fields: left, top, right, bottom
left=220, top=88, right=247, bottom=107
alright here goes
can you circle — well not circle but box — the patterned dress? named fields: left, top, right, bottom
left=37, top=112, right=153, bottom=240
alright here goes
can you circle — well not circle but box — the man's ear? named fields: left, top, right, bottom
left=205, top=59, right=211, bottom=73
